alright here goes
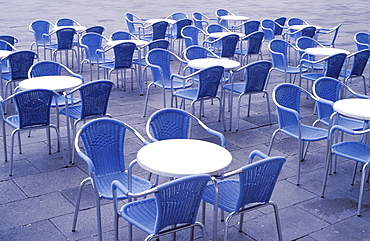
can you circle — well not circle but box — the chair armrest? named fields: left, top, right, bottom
left=248, top=150, right=269, bottom=163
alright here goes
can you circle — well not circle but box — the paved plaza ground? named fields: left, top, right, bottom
left=0, top=0, right=370, bottom=240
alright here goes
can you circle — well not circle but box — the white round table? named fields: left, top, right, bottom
left=305, top=47, right=350, bottom=57
left=187, top=58, right=240, bottom=71
left=289, top=24, right=322, bottom=31
left=220, top=15, right=249, bottom=21
left=137, top=139, right=232, bottom=178
left=106, top=39, right=148, bottom=47
left=0, top=50, right=13, bottom=59
left=19, top=76, right=83, bottom=92
left=208, top=32, right=245, bottom=39
left=145, top=19, right=177, bottom=25
left=334, top=98, right=370, bottom=120
left=52, top=25, right=87, bottom=33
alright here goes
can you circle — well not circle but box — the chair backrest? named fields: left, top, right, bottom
left=56, top=18, right=78, bottom=26
left=235, top=156, right=285, bottom=210
left=152, top=174, right=211, bottom=234
left=192, top=12, right=208, bottom=30
left=146, top=49, right=173, bottom=82
left=112, top=42, right=136, bottom=68
left=151, top=21, right=169, bottom=40
left=243, top=20, right=260, bottom=35
left=274, top=17, right=286, bottom=35
left=12, top=89, right=54, bottom=129
left=261, top=19, right=275, bottom=42
left=77, top=80, right=113, bottom=119
left=6, top=50, right=37, bottom=80
left=287, top=17, right=307, bottom=26
left=0, top=35, right=18, bottom=46
left=324, top=53, right=347, bottom=78
left=206, top=24, right=226, bottom=34
left=147, top=108, right=194, bottom=140
left=182, top=26, right=201, bottom=47
left=215, top=8, right=233, bottom=28
left=55, top=27, right=76, bottom=50
left=183, top=46, right=214, bottom=61
left=125, top=12, right=137, bottom=34
left=219, top=34, right=239, bottom=58
left=80, top=33, right=105, bottom=61
left=86, top=25, right=105, bottom=35
left=0, top=39, right=16, bottom=51
left=354, top=32, right=370, bottom=51
left=300, top=26, right=317, bottom=38
left=110, top=31, right=134, bottom=41
left=77, top=118, right=140, bottom=176
left=325, top=23, right=342, bottom=47
left=30, top=20, right=53, bottom=45
left=347, top=49, right=370, bottom=77
left=173, top=19, right=193, bottom=39
left=167, top=12, right=188, bottom=20
left=296, top=36, right=322, bottom=59
left=148, top=39, right=170, bottom=50
left=268, top=39, right=289, bottom=68
left=29, top=60, right=65, bottom=77
left=243, top=60, right=272, bottom=93
left=244, top=31, right=264, bottom=55
left=196, top=65, right=224, bottom=99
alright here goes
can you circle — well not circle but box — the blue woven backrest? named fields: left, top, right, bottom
left=31, top=20, right=51, bottom=44
left=197, top=66, right=224, bottom=99
left=246, top=31, right=264, bottom=55
left=288, top=18, right=305, bottom=26
left=152, top=21, right=169, bottom=40
left=0, top=40, right=14, bottom=51
left=324, top=53, right=347, bottom=79
left=149, top=108, right=191, bottom=140
left=111, top=31, right=132, bottom=41
left=8, top=51, right=36, bottom=80
left=148, top=39, right=170, bottom=50
left=313, top=77, right=341, bottom=121
left=182, top=26, right=199, bottom=47
left=147, top=49, right=172, bottom=83
left=301, top=26, right=316, bottom=38
left=206, top=24, right=224, bottom=34
left=173, top=19, right=192, bottom=39
left=30, top=61, right=63, bottom=77
left=113, top=42, right=135, bottom=69
left=244, top=61, right=272, bottom=93
left=0, top=35, right=16, bottom=48
left=262, top=19, right=276, bottom=32
left=192, top=12, right=204, bottom=30
left=274, top=83, right=302, bottom=129
left=79, top=80, right=113, bottom=119
left=269, top=39, right=288, bottom=68
left=274, top=17, right=286, bottom=35
left=125, top=13, right=136, bottom=34
left=216, top=9, right=229, bottom=28
left=350, top=49, right=370, bottom=76
left=79, top=118, right=127, bottom=176
left=171, top=12, right=187, bottom=20
left=56, top=28, right=76, bottom=50
left=296, top=37, right=317, bottom=60
left=14, top=89, right=53, bottom=129
left=57, top=18, right=74, bottom=26
left=81, top=33, right=104, bottom=61
left=235, top=157, right=285, bottom=210
left=355, top=33, right=370, bottom=51
left=220, top=34, right=239, bottom=57
left=185, top=46, right=209, bottom=60
left=153, top=174, right=211, bottom=234
left=261, top=20, right=275, bottom=42
left=86, top=26, right=104, bottom=35
left=243, top=20, right=260, bottom=35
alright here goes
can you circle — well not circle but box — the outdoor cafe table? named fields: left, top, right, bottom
left=106, top=39, right=149, bottom=95
left=136, top=138, right=232, bottom=241
left=305, top=47, right=350, bottom=57
left=333, top=98, right=370, bottom=121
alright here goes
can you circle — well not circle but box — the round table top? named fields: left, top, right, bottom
left=106, top=39, right=148, bottom=47
left=19, top=76, right=83, bottom=92
left=334, top=98, right=370, bottom=120
left=52, top=26, right=87, bottom=33
left=305, top=47, right=350, bottom=57
left=145, top=18, right=177, bottom=25
left=137, top=139, right=232, bottom=178
left=187, top=58, right=240, bottom=70
left=289, top=24, right=322, bottom=30
left=0, top=50, right=13, bottom=59
left=208, top=32, right=245, bottom=39
left=220, top=15, right=249, bottom=21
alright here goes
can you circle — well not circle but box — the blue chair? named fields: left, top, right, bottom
left=206, top=23, right=229, bottom=34
left=138, top=21, right=169, bottom=41
left=223, top=61, right=273, bottom=130
left=274, top=16, right=287, bottom=36
left=59, top=80, right=114, bottom=163
left=235, top=31, right=264, bottom=65
left=97, top=42, right=137, bottom=90
left=241, top=20, right=261, bottom=35
left=29, top=19, right=56, bottom=59
left=267, top=83, right=328, bottom=185
left=354, top=32, right=370, bottom=51
left=181, top=25, right=206, bottom=48
left=85, top=25, right=105, bottom=35
left=192, top=12, right=217, bottom=31
left=182, top=45, right=219, bottom=79
left=166, top=12, right=188, bottom=20
left=340, top=49, right=370, bottom=95
left=1, top=89, right=67, bottom=176
left=215, top=8, right=234, bottom=29
left=55, top=17, right=81, bottom=27
left=143, top=49, right=192, bottom=117
left=0, top=35, right=18, bottom=48
left=203, top=33, right=239, bottom=59
left=202, top=150, right=285, bottom=241
left=317, top=23, right=342, bottom=47
left=112, top=174, right=210, bottom=241
left=79, top=33, right=112, bottom=82
left=284, top=26, right=317, bottom=44
left=44, top=27, right=79, bottom=68
left=110, top=30, right=138, bottom=41
left=1, top=50, right=37, bottom=98
left=268, top=39, right=306, bottom=83
left=261, top=19, right=276, bottom=44
left=296, top=36, right=325, bottom=70
left=287, top=17, right=309, bottom=27
left=299, top=52, right=347, bottom=88
left=312, top=77, right=368, bottom=130
left=72, top=118, right=152, bottom=241
left=166, top=18, right=193, bottom=54
left=146, top=108, right=226, bottom=146
left=125, top=12, right=147, bottom=37
left=0, top=40, right=17, bottom=76
left=173, top=66, right=225, bottom=123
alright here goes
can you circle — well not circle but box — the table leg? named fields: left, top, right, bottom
left=137, top=48, right=143, bottom=95
left=212, top=178, right=219, bottom=241
left=229, top=71, right=234, bottom=131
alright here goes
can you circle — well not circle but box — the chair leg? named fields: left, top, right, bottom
left=9, top=130, right=17, bottom=176
left=357, top=162, right=369, bottom=216
left=270, top=202, right=283, bottom=241
left=267, top=130, right=279, bottom=156
left=72, top=177, right=91, bottom=232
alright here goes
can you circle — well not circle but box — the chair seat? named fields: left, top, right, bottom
left=301, top=73, right=324, bottom=81
left=281, top=124, right=328, bottom=141
left=332, top=141, right=370, bottom=164
left=320, top=116, right=365, bottom=130
left=99, top=62, right=132, bottom=70
left=121, top=197, right=156, bottom=234
left=173, top=88, right=199, bottom=100
left=152, top=79, right=193, bottom=90
left=96, top=172, right=152, bottom=200
left=202, top=180, right=239, bottom=213
left=223, top=83, right=248, bottom=94
left=274, top=66, right=304, bottom=74
left=52, top=94, right=81, bottom=107
left=88, top=57, right=114, bottom=65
